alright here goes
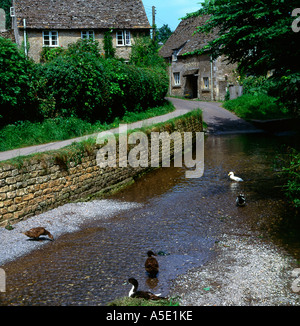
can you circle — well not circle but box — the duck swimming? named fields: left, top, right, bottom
left=236, top=194, right=246, bottom=207
left=23, top=227, right=54, bottom=240
left=127, top=278, right=165, bottom=300
left=145, top=250, right=159, bottom=278
left=228, top=172, right=243, bottom=182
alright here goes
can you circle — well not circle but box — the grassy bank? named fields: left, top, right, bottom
left=0, top=101, right=175, bottom=152
left=1, top=109, right=202, bottom=169
left=107, top=296, right=180, bottom=306
left=223, top=93, right=290, bottom=120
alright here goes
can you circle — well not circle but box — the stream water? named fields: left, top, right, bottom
left=0, top=132, right=299, bottom=306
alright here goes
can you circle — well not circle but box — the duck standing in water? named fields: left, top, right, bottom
left=23, top=227, right=54, bottom=240
left=236, top=194, right=246, bottom=207
left=127, top=278, right=165, bottom=300
left=228, top=172, right=243, bottom=182
left=145, top=250, right=159, bottom=278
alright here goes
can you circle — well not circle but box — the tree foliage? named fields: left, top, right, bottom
left=0, top=38, right=168, bottom=125
left=130, top=36, right=167, bottom=70
left=35, top=39, right=168, bottom=122
left=156, top=24, right=173, bottom=44
left=0, top=0, right=11, bottom=29
left=0, top=37, right=39, bottom=126
left=187, top=0, right=300, bottom=114
left=103, top=31, right=116, bottom=59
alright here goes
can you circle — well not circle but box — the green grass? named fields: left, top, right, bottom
left=107, top=296, right=180, bottom=306
left=0, top=101, right=175, bottom=152
left=223, top=93, right=290, bottom=120
left=0, top=109, right=203, bottom=170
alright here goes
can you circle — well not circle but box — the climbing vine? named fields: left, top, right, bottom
left=103, top=31, right=116, bottom=59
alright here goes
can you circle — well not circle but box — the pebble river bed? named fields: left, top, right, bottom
left=0, top=132, right=299, bottom=306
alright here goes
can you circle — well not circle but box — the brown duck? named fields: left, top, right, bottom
left=23, top=227, right=54, bottom=240
left=127, top=278, right=166, bottom=300
left=145, top=250, right=159, bottom=278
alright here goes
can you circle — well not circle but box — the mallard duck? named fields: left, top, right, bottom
left=236, top=194, right=246, bottom=207
left=145, top=250, right=159, bottom=278
left=127, top=278, right=166, bottom=300
left=228, top=172, right=243, bottom=182
left=23, top=227, right=54, bottom=240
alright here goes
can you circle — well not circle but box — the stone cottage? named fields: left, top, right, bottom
left=8, top=0, right=151, bottom=62
left=159, top=15, right=238, bottom=101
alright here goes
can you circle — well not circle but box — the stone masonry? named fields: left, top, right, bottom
left=0, top=112, right=203, bottom=226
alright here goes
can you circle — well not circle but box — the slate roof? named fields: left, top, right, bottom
left=159, top=15, right=216, bottom=58
left=14, top=0, right=151, bottom=30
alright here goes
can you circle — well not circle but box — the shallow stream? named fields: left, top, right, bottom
left=0, top=132, right=299, bottom=305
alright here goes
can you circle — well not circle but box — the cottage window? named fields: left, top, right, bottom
left=43, top=31, right=58, bottom=47
left=81, top=30, right=95, bottom=40
left=173, top=72, right=181, bottom=86
left=203, top=77, right=209, bottom=89
left=116, top=30, right=131, bottom=46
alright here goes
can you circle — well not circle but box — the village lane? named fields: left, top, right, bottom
left=0, top=98, right=260, bottom=162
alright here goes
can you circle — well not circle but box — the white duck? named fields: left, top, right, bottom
left=228, top=172, right=243, bottom=182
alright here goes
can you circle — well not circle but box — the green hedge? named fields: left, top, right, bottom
left=35, top=40, right=169, bottom=123
left=0, top=38, right=169, bottom=126
left=0, top=37, right=40, bottom=126
left=223, top=93, right=289, bottom=120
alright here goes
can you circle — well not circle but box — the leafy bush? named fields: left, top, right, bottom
left=36, top=39, right=168, bottom=122
left=242, top=76, right=274, bottom=96
left=130, top=36, right=167, bottom=70
left=40, top=46, right=65, bottom=63
left=223, top=93, right=289, bottom=120
left=277, top=148, right=300, bottom=208
left=241, top=74, right=300, bottom=117
left=36, top=43, right=109, bottom=121
left=0, top=37, right=40, bottom=126
left=103, top=31, right=116, bottom=58
left=0, top=38, right=168, bottom=128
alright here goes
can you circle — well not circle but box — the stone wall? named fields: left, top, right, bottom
left=18, top=29, right=147, bottom=62
left=0, top=29, right=15, bottom=42
left=168, top=54, right=238, bottom=101
left=0, top=112, right=203, bottom=226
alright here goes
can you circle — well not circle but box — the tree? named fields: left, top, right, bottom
left=0, top=37, right=39, bottom=125
left=186, top=0, right=300, bottom=115
left=157, top=24, right=173, bottom=44
left=130, top=36, right=167, bottom=70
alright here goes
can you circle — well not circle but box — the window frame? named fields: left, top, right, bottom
left=81, top=30, right=95, bottom=40
left=203, top=77, right=210, bottom=89
left=42, top=31, right=59, bottom=47
left=116, top=30, right=131, bottom=46
left=173, top=72, right=181, bottom=86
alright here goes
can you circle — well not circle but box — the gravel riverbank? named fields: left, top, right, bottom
left=0, top=199, right=141, bottom=266
left=170, top=228, right=299, bottom=306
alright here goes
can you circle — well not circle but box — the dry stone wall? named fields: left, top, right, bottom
left=0, top=112, right=202, bottom=225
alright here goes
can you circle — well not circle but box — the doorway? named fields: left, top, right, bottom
left=184, top=75, right=198, bottom=99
